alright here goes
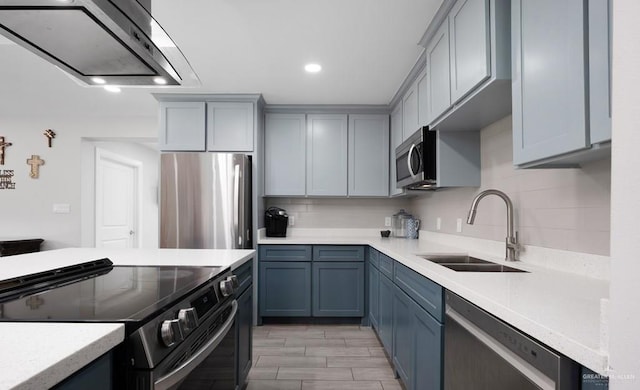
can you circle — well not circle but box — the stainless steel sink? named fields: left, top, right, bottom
left=419, top=254, right=528, bottom=273
left=418, top=254, right=492, bottom=264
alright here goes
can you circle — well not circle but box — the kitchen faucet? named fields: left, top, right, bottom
left=466, top=189, right=519, bottom=261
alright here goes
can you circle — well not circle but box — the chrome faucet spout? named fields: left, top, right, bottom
left=466, top=189, right=519, bottom=261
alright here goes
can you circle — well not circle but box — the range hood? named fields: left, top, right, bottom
left=0, top=0, right=199, bottom=86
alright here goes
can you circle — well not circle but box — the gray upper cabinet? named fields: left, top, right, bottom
left=402, top=82, right=419, bottom=141
left=306, top=114, right=348, bottom=196
left=348, top=115, right=389, bottom=197
left=588, top=0, right=611, bottom=145
left=417, top=71, right=429, bottom=127
left=449, top=0, right=490, bottom=103
left=158, top=102, right=206, bottom=151
left=264, top=114, right=306, bottom=196
left=206, top=102, right=254, bottom=151
left=420, top=0, right=510, bottom=132
left=512, top=0, right=610, bottom=167
left=390, top=104, right=404, bottom=196
left=426, top=20, right=451, bottom=123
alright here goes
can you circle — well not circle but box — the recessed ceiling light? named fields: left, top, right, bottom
left=104, top=85, right=121, bottom=93
left=153, top=77, right=167, bottom=85
left=91, top=77, right=106, bottom=84
left=304, top=63, right=322, bottom=73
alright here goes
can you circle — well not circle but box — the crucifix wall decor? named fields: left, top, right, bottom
left=0, top=136, right=12, bottom=165
left=27, top=155, right=44, bottom=178
left=44, top=129, right=56, bottom=148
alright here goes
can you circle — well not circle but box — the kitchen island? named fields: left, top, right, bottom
left=257, top=228, right=610, bottom=377
left=0, top=248, right=255, bottom=390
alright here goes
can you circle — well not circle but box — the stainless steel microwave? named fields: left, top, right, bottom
left=396, top=127, right=437, bottom=189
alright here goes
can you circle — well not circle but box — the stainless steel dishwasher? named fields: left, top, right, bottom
left=444, top=292, right=580, bottom=390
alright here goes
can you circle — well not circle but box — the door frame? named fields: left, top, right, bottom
left=94, top=147, right=143, bottom=248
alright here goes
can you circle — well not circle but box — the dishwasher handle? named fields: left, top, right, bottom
left=154, top=300, right=238, bottom=390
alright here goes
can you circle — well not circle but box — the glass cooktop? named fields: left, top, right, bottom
left=0, top=261, right=226, bottom=323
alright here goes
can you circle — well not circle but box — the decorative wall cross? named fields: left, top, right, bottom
left=0, top=136, right=12, bottom=165
left=44, top=129, right=56, bottom=148
left=27, top=155, right=44, bottom=178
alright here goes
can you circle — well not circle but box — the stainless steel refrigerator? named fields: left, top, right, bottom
left=160, top=153, right=252, bottom=249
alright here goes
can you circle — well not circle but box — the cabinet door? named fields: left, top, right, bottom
left=368, top=263, right=380, bottom=329
left=206, top=102, right=254, bottom=151
left=348, top=115, right=389, bottom=197
left=306, top=114, right=348, bottom=196
left=402, top=83, right=419, bottom=141
left=392, top=286, right=413, bottom=388
left=158, top=102, right=206, bottom=151
left=588, top=0, right=611, bottom=144
left=512, top=0, right=588, bottom=165
left=412, top=301, right=443, bottom=390
left=312, top=262, right=364, bottom=317
left=378, top=274, right=394, bottom=355
left=389, top=104, right=404, bottom=196
left=449, top=0, right=490, bottom=103
left=417, top=70, right=429, bottom=127
left=264, top=114, right=306, bottom=196
left=236, top=284, right=253, bottom=389
left=259, top=262, right=311, bottom=317
left=427, top=20, right=452, bottom=122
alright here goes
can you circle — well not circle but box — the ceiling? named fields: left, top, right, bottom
left=0, top=0, right=442, bottom=118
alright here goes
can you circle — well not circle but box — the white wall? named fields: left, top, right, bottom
left=609, top=0, right=640, bottom=387
left=409, top=116, right=611, bottom=256
left=0, top=114, right=157, bottom=250
left=80, top=140, right=159, bottom=249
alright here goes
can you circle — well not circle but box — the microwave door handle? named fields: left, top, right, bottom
left=154, top=300, right=238, bottom=390
left=407, top=143, right=418, bottom=178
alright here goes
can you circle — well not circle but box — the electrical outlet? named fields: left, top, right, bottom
left=385, top=217, right=391, bottom=227
left=436, top=217, right=441, bottom=230
left=288, top=215, right=295, bottom=226
left=456, top=218, right=463, bottom=233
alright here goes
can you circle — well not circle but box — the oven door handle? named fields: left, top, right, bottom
left=154, top=300, right=238, bottom=390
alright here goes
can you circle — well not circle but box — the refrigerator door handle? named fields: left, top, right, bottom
left=233, top=163, right=241, bottom=248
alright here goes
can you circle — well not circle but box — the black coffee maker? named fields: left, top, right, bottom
left=265, top=207, right=289, bottom=237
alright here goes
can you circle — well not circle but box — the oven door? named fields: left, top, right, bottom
left=152, top=300, right=238, bottom=390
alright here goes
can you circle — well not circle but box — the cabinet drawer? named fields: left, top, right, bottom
left=313, top=245, right=365, bottom=262
left=379, top=254, right=394, bottom=279
left=394, top=262, right=444, bottom=321
left=234, top=258, right=253, bottom=295
left=259, top=245, right=312, bottom=262
left=368, top=248, right=380, bottom=269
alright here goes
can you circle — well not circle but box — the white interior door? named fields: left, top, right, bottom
left=95, top=148, right=141, bottom=248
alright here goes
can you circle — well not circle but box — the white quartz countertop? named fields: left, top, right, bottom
left=0, top=323, right=124, bottom=390
left=0, top=247, right=255, bottom=389
left=258, top=231, right=610, bottom=375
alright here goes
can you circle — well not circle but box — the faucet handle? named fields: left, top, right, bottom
left=505, top=231, right=520, bottom=261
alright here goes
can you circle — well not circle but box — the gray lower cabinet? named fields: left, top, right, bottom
left=258, top=245, right=365, bottom=320
left=312, top=262, right=365, bottom=317
left=53, top=351, right=113, bottom=390
left=393, top=285, right=414, bottom=387
left=378, top=273, right=394, bottom=356
left=369, top=256, right=380, bottom=329
left=512, top=0, right=611, bottom=167
left=259, top=261, right=312, bottom=317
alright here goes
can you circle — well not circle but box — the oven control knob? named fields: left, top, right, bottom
left=160, top=319, right=184, bottom=347
left=227, top=275, right=239, bottom=289
left=219, top=279, right=234, bottom=297
left=178, top=308, right=199, bottom=333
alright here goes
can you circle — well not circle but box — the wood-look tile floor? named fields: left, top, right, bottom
left=248, top=325, right=404, bottom=390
